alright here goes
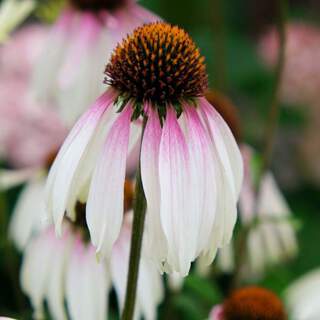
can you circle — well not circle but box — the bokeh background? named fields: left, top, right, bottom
left=0, top=0, right=319, bottom=319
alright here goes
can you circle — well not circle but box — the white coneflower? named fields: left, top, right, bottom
left=32, top=0, right=159, bottom=126
left=20, top=180, right=163, bottom=320
left=285, top=269, right=320, bottom=320
left=46, top=22, right=243, bottom=276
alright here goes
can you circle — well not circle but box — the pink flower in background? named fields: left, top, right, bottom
left=46, top=22, right=243, bottom=276
left=0, top=24, right=47, bottom=81
left=32, top=0, right=159, bottom=126
left=259, top=23, right=320, bottom=186
left=0, top=24, right=67, bottom=168
left=259, top=22, right=320, bottom=107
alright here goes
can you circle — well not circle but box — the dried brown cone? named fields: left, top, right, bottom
left=223, top=287, right=287, bottom=320
left=205, top=90, right=242, bottom=142
left=105, top=22, right=208, bottom=107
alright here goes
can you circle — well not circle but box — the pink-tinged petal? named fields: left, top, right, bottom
left=141, top=106, right=167, bottom=265
left=159, top=107, right=193, bottom=276
left=9, top=177, right=48, bottom=251
left=46, top=228, right=72, bottom=320
left=58, top=13, right=102, bottom=88
left=20, top=228, right=56, bottom=319
left=209, top=305, right=224, bottom=320
left=199, top=97, right=243, bottom=200
left=31, top=9, right=75, bottom=104
left=184, top=107, right=217, bottom=256
left=66, top=240, right=109, bottom=320
left=238, top=145, right=256, bottom=224
left=45, top=90, right=116, bottom=236
left=86, top=104, right=132, bottom=259
left=200, top=144, right=237, bottom=265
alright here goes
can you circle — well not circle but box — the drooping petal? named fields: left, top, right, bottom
left=46, top=228, right=73, bottom=320
left=20, top=228, right=55, bottom=319
left=45, top=89, right=116, bottom=235
left=0, top=168, right=38, bottom=190
left=200, top=144, right=237, bottom=265
left=66, top=240, right=109, bottom=320
left=141, top=106, right=167, bottom=265
left=159, top=107, right=193, bottom=275
left=9, top=177, right=48, bottom=251
left=57, top=13, right=108, bottom=125
left=86, top=104, right=132, bottom=259
left=184, top=106, right=217, bottom=256
left=199, top=97, right=243, bottom=200
left=31, top=9, right=74, bottom=104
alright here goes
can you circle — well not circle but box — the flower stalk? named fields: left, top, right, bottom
left=232, top=0, right=288, bottom=288
left=122, top=117, right=148, bottom=320
left=260, top=0, right=287, bottom=175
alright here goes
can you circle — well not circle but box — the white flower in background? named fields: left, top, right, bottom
left=31, top=0, right=159, bottom=126
left=18, top=177, right=163, bottom=320
left=285, top=269, right=320, bottom=320
left=0, top=0, right=35, bottom=43
left=46, top=22, right=243, bottom=276
left=216, top=145, right=298, bottom=279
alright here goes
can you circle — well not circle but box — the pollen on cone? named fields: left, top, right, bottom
left=105, top=22, right=208, bottom=106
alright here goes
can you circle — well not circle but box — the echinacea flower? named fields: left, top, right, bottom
left=209, top=286, right=287, bottom=320
left=285, top=268, right=320, bottom=320
left=0, top=24, right=67, bottom=167
left=19, top=179, right=163, bottom=320
left=46, top=22, right=243, bottom=276
left=32, top=0, right=159, bottom=126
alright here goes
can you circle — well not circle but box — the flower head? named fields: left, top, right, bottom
left=221, top=287, right=287, bottom=320
left=46, top=22, right=243, bottom=276
left=32, top=0, right=159, bottom=126
left=105, top=22, right=208, bottom=110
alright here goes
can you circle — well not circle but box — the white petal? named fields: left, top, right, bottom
left=86, top=105, right=132, bottom=259
left=199, top=97, right=243, bottom=200
left=66, top=241, right=109, bottom=320
left=45, top=90, right=115, bottom=235
left=46, top=229, right=73, bottom=320
left=141, top=107, right=167, bottom=265
left=0, top=168, right=38, bottom=190
left=20, top=228, right=55, bottom=319
left=159, top=108, right=193, bottom=275
left=9, top=177, right=48, bottom=250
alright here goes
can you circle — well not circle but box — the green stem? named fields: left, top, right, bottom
left=260, top=0, right=287, bottom=175
left=211, top=0, right=227, bottom=92
left=231, top=0, right=288, bottom=289
left=121, top=119, right=147, bottom=320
